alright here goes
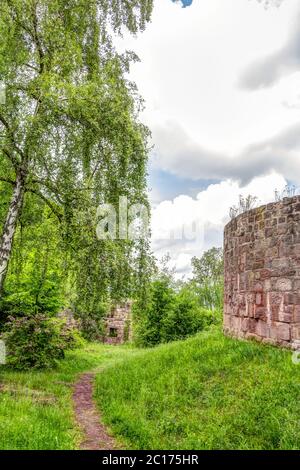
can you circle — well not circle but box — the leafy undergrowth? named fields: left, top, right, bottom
left=95, top=328, right=300, bottom=450
left=0, top=343, right=135, bottom=450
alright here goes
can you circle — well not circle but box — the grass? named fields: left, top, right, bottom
left=1, top=328, right=300, bottom=450
left=95, top=328, right=300, bottom=450
left=0, top=343, right=135, bottom=450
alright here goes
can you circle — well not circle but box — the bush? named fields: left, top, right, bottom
left=78, top=313, right=106, bottom=341
left=161, top=287, right=214, bottom=343
left=133, top=278, right=175, bottom=347
left=74, top=302, right=108, bottom=341
left=1, top=314, right=84, bottom=370
left=134, top=281, right=217, bottom=347
left=55, top=317, right=85, bottom=351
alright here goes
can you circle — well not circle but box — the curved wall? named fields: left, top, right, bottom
left=224, top=196, right=300, bottom=349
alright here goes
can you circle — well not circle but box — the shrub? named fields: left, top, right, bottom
left=78, top=313, right=106, bottom=341
left=74, top=302, right=108, bottom=341
left=134, top=281, right=217, bottom=347
left=52, top=317, right=85, bottom=351
left=161, top=287, right=215, bottom=343
left=1, top=314, right=83, bottom=370
left=133, top=278, right=175, bottom=347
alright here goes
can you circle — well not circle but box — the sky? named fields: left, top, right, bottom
left=116, top=0, right=300, bottom=277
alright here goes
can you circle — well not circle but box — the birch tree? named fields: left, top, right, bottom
left=0, top=0, right=153, bottom=292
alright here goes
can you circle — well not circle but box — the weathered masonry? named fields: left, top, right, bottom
left=224, top=196, right=300, bottom=349
left=103, top=302, right=132, bottom=345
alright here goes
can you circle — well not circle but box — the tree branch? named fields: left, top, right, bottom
left=1, top=148, right=20, bottom=170
left=26, top=187, right=63, bottom=222
left=0, top=114, right=25, bottom=163
left=31, top=2, right=45, bottom=74
left=0, top=177, right=15, bottom=186
left=29, top=177, right=64, bottom=205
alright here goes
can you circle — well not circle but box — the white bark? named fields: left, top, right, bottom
left=0, top=173, right=25, bottom=292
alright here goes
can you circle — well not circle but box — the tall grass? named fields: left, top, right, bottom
left=95, top=328, right=300, bottom=450
left=2, top=328, right=300, bottom=450
left=0, top=343, right=134, bottom=450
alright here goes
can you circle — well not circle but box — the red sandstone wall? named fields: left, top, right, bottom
left=224, top=196, right=300, bottom=349
left=103, top=302, right=132, bottom=345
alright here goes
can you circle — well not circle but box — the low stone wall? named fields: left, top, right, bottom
left=224, top=196, right=300, bottom=350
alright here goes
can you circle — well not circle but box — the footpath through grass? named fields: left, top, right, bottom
left=95, top=328, right=300, bottom=450
left=2, top=328, right=300, bottom=450
left=0, top=343, right=135, bottom=450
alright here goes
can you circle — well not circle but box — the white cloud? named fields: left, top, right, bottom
left=151, top=172, right=287, bottom=277
left=117, top=0, right=300, bottom=156
left=113, top=0, right=300, bottom=274
left=151, top=120, right=300, bottom=184
left=239, top=7, right=300, bottom=89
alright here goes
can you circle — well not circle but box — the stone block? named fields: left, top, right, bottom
left=254, top=282, right=263, bottom=292
left=278, top=312, right=292, bottom=323
left=241, top=318, right=249, bottom=332
left=272, top=323, right=290, bottom=341
left=291, top=325, right=300, bottom=341
left=276, top=278, right=292, bottom=291
left=271, top=305, right=279, bottom=322
left=256, top=293, right=263, bottom=306
left=294, top=306, right=300, bottom=323
left=254, top=307, right=266, bottom=320
left=264, top=279, right=272, bottom=291
left=256, top=320, right=269, bottom=338
left=270, top=292, right=284, bottom=306
left=260, top=269, right=271, bottom=280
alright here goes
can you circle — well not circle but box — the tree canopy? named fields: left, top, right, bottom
left=0, top=0, right=154, bottom=331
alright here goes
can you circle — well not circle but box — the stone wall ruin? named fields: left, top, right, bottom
left=103, top=302, right=132, bottom=345
left=224, top=196, right=300, bottom=350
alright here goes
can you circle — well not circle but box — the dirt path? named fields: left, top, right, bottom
left=73, top=372, right=117, bottom=450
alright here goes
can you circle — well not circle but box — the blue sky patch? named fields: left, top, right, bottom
left=172, top=0, right=193, bottom=8
left=148, top=167, right=219, bottom=204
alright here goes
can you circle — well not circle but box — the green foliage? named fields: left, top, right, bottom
left=192, top=247, right=223, bottom=286
left=76, top=303, right=107, bottom=341
left=0, top=0, right=154, bottom=343
left=96, top=328, right=300, bottom=450
left=1, top=314, right=83, bottom=370
left=123, top=319, right=131, bottom=343
left=0, top=203, right=64, bottom=324
left=161, top=286, right=215, bottom=343
left=133, top=249, right=225, bottom=347
left=0, top=342, right=136, bottom=450
left=58, top=318, right=85, bottom=351
left=134, top=276, right=216, bottom=347
left=133, top=277, right=175, bottom=347
left=191, top=247, right=224, bottom=312
left=191, top=281, right=224, bottom=315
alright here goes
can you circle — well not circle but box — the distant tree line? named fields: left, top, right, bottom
left=134, top=247, right=224, bottom=347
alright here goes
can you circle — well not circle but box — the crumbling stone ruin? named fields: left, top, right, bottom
left=57, top=308, right=79, bottom=329
left=103, top=302, right=132, bottom=345
left=224, top=196, right=300, bottom=350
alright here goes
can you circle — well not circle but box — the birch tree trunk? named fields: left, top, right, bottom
left=0, top=173, right=25, bottom=292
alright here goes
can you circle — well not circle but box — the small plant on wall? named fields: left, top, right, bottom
left=229, top=195, right=259, bottom=220
left=274, top=185, right=298, bottom=202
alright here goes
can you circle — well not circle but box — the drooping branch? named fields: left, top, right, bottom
left=1, top=148, right=20, bottom=170
left=0, top=177, right=15, bottom=186
left=29, top=177, right=64, bottom=205
left=26, top=187, right=63, bottom=222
